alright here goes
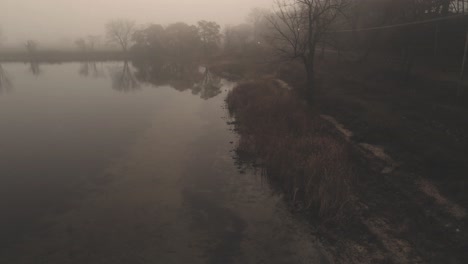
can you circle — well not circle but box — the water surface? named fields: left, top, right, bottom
left=0, top=61, right=326, bottom=263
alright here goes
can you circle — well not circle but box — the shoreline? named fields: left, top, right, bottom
left=0, top=51, right=132, bottom=63
left=219, top=58, right=468, bottom=263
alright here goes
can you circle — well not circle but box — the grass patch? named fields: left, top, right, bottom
left=316, top=55, right=468, bottom=208
left=227, top=79, right=354, bottom=219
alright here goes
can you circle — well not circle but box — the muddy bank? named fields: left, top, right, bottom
left=319, top=114, right=467, bottom=263
left=226, top=76, right=468, bottom=263
left=226, top=79, right=355, bottom=218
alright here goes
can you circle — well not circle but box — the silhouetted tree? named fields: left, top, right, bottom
left=0, top=26, right=4, bottom=46
left=75, top=35, right=101, bottom=52
left=247, top=7, right=271, bottom=43
left=106, top=19, right=136, bottom=52
left=132, top=24, right=165, bottom=57
left=24, top=40, right=40, bottom=76
left=269, top=0, right=348, bottom=101
left=0, top=64, right=13, bottom=94
left=224, top=24, right=254, bottom=54
left=87, top=35, right=101, bottom=50
left=197, top=20, right=221, bottom=55
left=75, top=38, right=88, bottom=52
left=165, top=22, right=201, bottom=61
left=25, top=40, right=38, bottom=54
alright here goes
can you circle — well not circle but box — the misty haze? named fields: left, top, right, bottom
left=0, top=1, right=467, bottom=263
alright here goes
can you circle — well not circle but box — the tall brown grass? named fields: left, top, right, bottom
left=227, top=79, right=354, bottom=218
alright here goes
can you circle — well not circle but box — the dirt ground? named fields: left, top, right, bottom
left=315, top=54, right=467, bottom=263
left=212, top=53, right=468, bottom=263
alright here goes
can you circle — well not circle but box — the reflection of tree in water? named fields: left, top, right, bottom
left=110, top=61, right=140, bottom=93
left=133, top=59, right=222, bottom=100
left=28, top=61, right=41, bottom=76
left=133, top=60, right=197, bottom=90
left=192, top=67, right=222, bottom=99
left=79, top=62, right=105, bottom=78
left=0, top=64, right=13, bottom=94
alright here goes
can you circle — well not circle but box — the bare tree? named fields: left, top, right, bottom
left=75, top=38, right=88, bottom=52
left=75, top=35, right=101, bottom=52
left=25, top=40, right=38, bottom=54
left=87, top=35, right=101, bottom=51
left=247, top=7, right=271, bottom=43
left=268, top=0, right=348, bottom=101
left=0, top=26, right=4, bottom=46
left=24, top=40, right=40, bottom=76
left=197, top=20, right=221, bottom=55
left=106, top=19, right=136, bottom=52
left=224, top=24, right=254, bottom=54
left=0, top=65, right=13, bottom=94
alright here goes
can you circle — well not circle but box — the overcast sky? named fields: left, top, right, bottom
left=1, top=0, right=273, bottom=46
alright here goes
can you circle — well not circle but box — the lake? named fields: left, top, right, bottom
left=0, top=61, right=326, bottom=263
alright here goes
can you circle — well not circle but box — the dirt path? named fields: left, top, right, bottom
left=320, top=114, right=467, bottom=264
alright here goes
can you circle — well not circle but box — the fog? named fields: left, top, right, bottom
left=1, top=0, right=468, bottom=263
left=1, top=0, right=272, bottom=46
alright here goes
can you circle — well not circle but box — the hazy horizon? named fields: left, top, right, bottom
left=1, top=0, right=272, bottom=46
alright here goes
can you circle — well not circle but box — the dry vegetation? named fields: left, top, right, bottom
left=216, top=51, right=468, bottom=262
left=226, top=79, right=354, bottom=218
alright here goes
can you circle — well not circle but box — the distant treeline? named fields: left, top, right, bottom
left=0, top=50, right=130, bottom=63
left=3, top=1, right=468, bottom=64
left=129, top=17, right=270, bottom=61
left=120, top=1, right=468, bottom=62
left=0, top=11, right=271, bottom=62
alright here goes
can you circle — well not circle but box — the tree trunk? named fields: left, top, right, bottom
left=306, top=66, right=315, bottom=101
left=304, top=52, right=315, bottom=102
left=441, top=0, right=450, bottom=15
left=320, top=43, right=326, bottom=59
left=306, top=5, right=316, bottom=103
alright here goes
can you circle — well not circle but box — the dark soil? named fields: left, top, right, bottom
left=313, top=54, right=468, bottom=263
left=215, top=53, right=468, bottom=263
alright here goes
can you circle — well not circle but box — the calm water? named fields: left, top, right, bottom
left=0, top=61, right=326, bottom=263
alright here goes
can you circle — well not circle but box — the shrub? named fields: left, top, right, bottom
left=227, top=79, right=353, bottom=218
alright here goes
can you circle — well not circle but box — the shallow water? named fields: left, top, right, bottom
left=0, top=61, right=326, bottom=263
